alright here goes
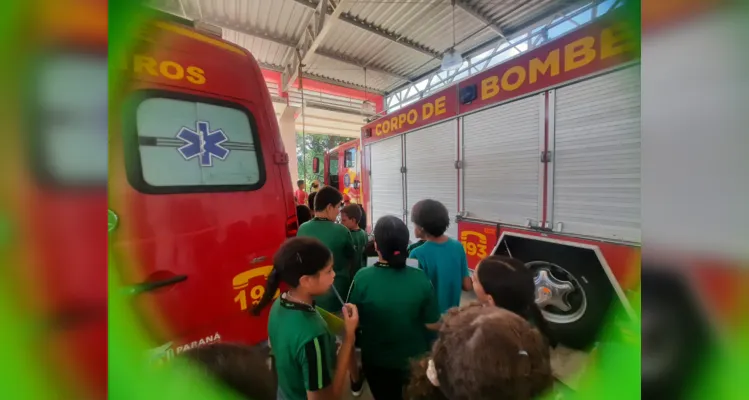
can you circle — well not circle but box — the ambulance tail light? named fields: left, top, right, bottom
left=286, top=214, right=299, bottom=238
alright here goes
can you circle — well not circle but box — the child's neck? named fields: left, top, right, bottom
left=314, top=212, right=329, bottom=219
left=426, top=235, right=448, bottom=243
left=287, top=288, right=314, bottom=306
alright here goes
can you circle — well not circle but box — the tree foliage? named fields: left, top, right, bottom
left=296, top=132, right=351, bottom=185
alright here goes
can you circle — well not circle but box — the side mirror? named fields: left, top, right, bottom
left=312, top=157, right=320, bottom=174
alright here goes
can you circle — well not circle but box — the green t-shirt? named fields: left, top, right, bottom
left=347, top=262, right=440, bottom=370
left=349, top=228, right=369, bottom=273
left=298, top=218, right=356, bottom=312
left=268, top=295, right=337, bottom=400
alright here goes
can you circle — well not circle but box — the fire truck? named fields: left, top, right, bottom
left=322, top=139, right=367, bottom=215
left=322, top=9, right=640, bottom=350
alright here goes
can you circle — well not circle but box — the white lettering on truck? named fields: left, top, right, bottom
left=176, top=332, right=222, bottom=354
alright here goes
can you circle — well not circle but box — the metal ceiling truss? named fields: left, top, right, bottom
left=214, top=19, right=408, bottom=86
left=291, top=0, right=441, bottom=59
left=282, top=0, right=348, bottom=91
left=455, top=0, right=526, bottom=55
left=260, top=62, right=386, bottom=95
left=383, top=0, right=621, bottom=115
left=160, top=0, right=405, bottom=91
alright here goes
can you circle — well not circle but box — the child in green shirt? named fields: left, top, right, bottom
left=298, top=186, right=356, bottom=313
left=251, top=237, right=359, bottom=400
left=348, top=215, right=440, bottom=400
left=340, top=204, right=368, bottom=274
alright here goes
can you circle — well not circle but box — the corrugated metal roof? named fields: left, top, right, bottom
left=222, top=30, right=290, bottom=67
left=148, top=0, right=583, bottom=94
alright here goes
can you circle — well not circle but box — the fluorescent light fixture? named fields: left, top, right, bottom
left=361, top=100, right=375, bottom=115
left=441, top=48, right=463, bottom=71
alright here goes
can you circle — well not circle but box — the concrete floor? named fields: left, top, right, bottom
left=341, top=292, right=590, bottom=399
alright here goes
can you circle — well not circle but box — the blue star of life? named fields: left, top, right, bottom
left=176, top=121, right=230, bottom=167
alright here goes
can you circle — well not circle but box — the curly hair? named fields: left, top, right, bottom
left=411, top=199, right=450, bottom=237
left=406, top=304, right=553, bottom=400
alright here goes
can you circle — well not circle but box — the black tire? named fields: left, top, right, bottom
left=502, top=238, right=616, bottom=350
left=641, top=268, right=710, bottom=399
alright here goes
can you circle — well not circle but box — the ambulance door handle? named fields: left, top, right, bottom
left=125, top=274, right=188, bottom=295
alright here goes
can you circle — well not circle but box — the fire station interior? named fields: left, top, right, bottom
left=137, top=0, right=681, bottom=399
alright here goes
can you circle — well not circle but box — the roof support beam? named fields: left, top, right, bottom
left=282, top=0, right=351, bottom=92
left=211, top=20, right=409, bottom=84
left=455, top=0, right=524, bottom=54
left=292, top=0, right=441, bottom=59
left=259, top=62, right=387, bottom=96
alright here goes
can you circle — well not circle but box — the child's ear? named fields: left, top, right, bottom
left=486, top=295, right=496, bottom=307
left=298, top=275, right=315, bottom=290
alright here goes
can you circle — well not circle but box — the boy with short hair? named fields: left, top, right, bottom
left=297, top=186, right=356, bottom=312
left=408, top=199, right=472, bottom=315
left=294, top=179, right=308, bottom=206
left=340, top=204, right=368, bottom=274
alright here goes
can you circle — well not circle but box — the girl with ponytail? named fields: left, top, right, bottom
left=253, top=237, right=360, bottom=400
left=471, top=255, right=558, bottom=348
left=347, top=216, right=441, bottom=400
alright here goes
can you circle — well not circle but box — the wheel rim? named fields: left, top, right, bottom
left=526, top=261, right=587, bottom=324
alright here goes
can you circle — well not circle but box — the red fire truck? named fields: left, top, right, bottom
left=323, top=10, right=640, bottom=349
left=323, top=139, right=367, bottom=217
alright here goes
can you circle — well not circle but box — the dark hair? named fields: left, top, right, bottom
left=251, top=237, right=332, bottom=315
left=411, top=199, right=450, bottom=237
left=307, top=192, right=317, bottom=210
left=357, top=204, right=367, bottom=231
left=296, top=179, right=305, bottom=187
left=373, top=215, right=409, bottom=269
left=406, top=305, right=553, bottom=400
left=477, top=256, right=558, bottom=347
left=310, top=181, right=319, bottom=189
left=313, top=186, right=343, bottom=212
left=296, top=204, right=312, bottom=226
left=182, top=343, right=276, bottom=400
left=341, top=204, right=362, bottom=223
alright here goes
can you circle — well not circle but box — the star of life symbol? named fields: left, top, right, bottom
left=176, top=121, right=230, bottom=167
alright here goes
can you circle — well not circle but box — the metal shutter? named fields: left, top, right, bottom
left=463, top=95, right=543, bottom=226
left=405, top=121, right=458, bottom=238
left=369, top=136, right=404, bottom=225
left=551, top=66, right=641, bottom=242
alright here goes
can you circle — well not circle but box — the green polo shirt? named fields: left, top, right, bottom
left=268, top=295, right=337, bottom=400
left=349, top=228, right=369, bottom=273
left=298, top=218, right=356, bottom=312
left=347, top=262, right=440, bottom=370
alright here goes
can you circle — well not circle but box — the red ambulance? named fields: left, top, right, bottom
left=110, top=14, right=296, bottom=363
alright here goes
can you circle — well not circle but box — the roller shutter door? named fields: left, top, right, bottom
left=463, top=95, right=543, bottom=226
left=405, top=121, right=458, bottom=238
left=369, top=136, right=404, bottom=225
left=551, top=66, right=641, bottom=242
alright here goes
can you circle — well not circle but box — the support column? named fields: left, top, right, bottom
left=279, top=105, right=300, bottom=186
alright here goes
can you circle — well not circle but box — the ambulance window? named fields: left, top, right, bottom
left=344, top=148, right=356, bottom=168
left=129, top=95, right=265, bottom=193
